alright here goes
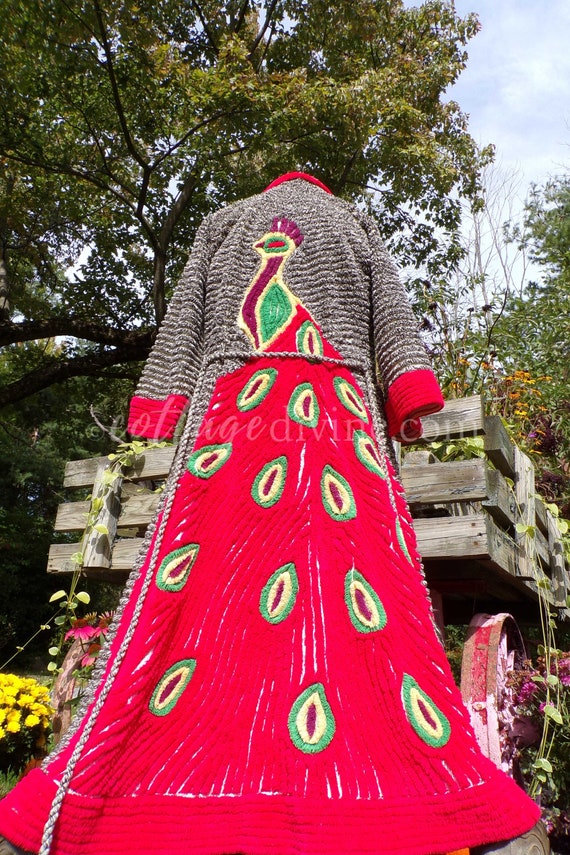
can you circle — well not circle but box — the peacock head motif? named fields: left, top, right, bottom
left=254, top=216, right=304, bottom=258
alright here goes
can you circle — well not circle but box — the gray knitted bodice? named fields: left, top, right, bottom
left=135, top=177, right=431, bottom=450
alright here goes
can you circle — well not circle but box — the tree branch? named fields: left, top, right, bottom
left=92, top=0, right=150, bottom=174
left=190, top=0, right=219, bottom=54
left=0, top=339, right=154, bottom=407
left=0, top=318, right=154, bottom=349
left=232, top=0, right=251, bottom=33
left=151, top=169, right=201, bottom=324
left=1, top=150, right=159, bottom=252
left=248, top=0, right=279, bottom=61
left=151, top=109, right=228, bottom=169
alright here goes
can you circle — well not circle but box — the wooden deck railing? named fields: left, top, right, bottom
left=47, top=395, right=570, bottom=621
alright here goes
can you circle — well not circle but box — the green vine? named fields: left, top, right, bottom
left=0, top=439, right=167, bottom=678
left=514, top=499, right=570, bottom=798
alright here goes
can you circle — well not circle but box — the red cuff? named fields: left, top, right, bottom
left=128, top=394, right=188, bottom=440
left=384, top=369, right=444, bottom=441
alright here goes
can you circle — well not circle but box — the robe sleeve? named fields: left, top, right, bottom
left=363, top=215, right=444, bottom=442
left=127, top=216, right=211, bottom=440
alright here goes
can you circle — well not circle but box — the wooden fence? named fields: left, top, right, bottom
left=47, top=395, right=570, bottom=624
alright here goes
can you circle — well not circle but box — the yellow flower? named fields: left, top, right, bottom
left=0, top=673, right=54, bottom=740
left=2, top=685, right=18, bottom=697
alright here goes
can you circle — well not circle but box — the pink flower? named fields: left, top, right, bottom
left=517, top=679, right=539, bottom=703
left=64, top=620, right=99, bottom=643
left=80, top=645, right=100, bottom=668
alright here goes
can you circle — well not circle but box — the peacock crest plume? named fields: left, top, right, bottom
left=239, top=218, right=305, bottom=350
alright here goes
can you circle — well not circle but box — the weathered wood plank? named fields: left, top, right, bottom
left=110, top=538, right=145, bottom=570
left=414, top=514, right=489, bottom=559
left=483, top=415, right=516, bottom=479
left=47, top=543, right=82, bottom=574
left=548, top=514, right=568, bottom=608
left=63, top=446, right=176, bottom=488
left=118, top=490, right=160, bottom=527
left=47, top=537, right=144, bottom=574
left=64, top=456, right=107, bottom=488
left=420, top=395, right=485, bottom=442
left=514, top=447, right=536, bottom=580
left=534, top=528, right=551, bottom=575
left=54, top=501, right=90, bottom=531
left=123, top=446, right=177, bottom=481
left=535, top=497, right=549, bottom=537
left=54, top=488, right=161, bottom=531
left=483, top=469, right=516, bottom=530
left=485, top=517, right=518, bottom=578
left=402, top=459, right=488, bottom=505
left=81, top=462, right=122, bottom=570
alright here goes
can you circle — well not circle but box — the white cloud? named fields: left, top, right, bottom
left=451, top=0, right=570, bottom=186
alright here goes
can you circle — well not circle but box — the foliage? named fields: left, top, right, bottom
left=427, top=435, right=485, bottom=462
left=0, top=767, right=19, bottom=798
left=0, top=0, right=489, bottom=404
left=0, top=357, right=132, bottom=666
left=416, top=170, right=570, bottom=518
left=0, top=674, right=53, bottom=773
left=0, top=435, right=161, bottom=673
left=444, top=624, right=466, bottom=685
left=489, top=177, right=570, bottom=514
left=64, top=612, right=114, bottom=674
left=508, top=653, right=570, bottom=844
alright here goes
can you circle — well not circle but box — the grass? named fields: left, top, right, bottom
left=0, top=768, right=19, bottom=798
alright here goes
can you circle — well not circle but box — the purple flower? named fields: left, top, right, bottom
left=518, top=679, right=539, bottom=703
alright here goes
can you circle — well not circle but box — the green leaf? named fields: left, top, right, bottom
left=93, top=523, right=109, bottom=535
left=48, top=646, right=60, bottom=656
left=49, top=590, right=67, bottom=602
left=75, top=591, right=91, bottom=604
left=544, top=705, right=563, bottom=725
left=534, top=758, right=553, bottom=773
left=54, top=616, right=67, bottom=626
left=546, top=674, right=559, bottom=686
left=515, top=523, right=536, bottom=537
left=47, top=661, right=58, bottom=672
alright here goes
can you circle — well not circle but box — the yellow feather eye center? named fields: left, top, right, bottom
left=295, top=391, right=313, bottom=421
left=165, top=548, right=197, bottom=585
left=195, top=448, right=228, bottom=472
left=349, top=580, right=380, bottom=627
left=296, top=691, right=327, bottom=744
left=324, top=472, right=351, bottom=514
left=268, top=572, right=293, bottom=617
left=409, top=687, right=444, bottom=740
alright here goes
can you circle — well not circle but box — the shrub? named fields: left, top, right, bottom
left=508, top=653, right=570, bottom=845
left=0, top=674, right=53, bottom=774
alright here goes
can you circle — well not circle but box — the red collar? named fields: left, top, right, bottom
left=264, top=172, right=333, bottom=194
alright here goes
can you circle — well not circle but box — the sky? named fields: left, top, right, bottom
left=450, top=0, right=570, bottom=192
